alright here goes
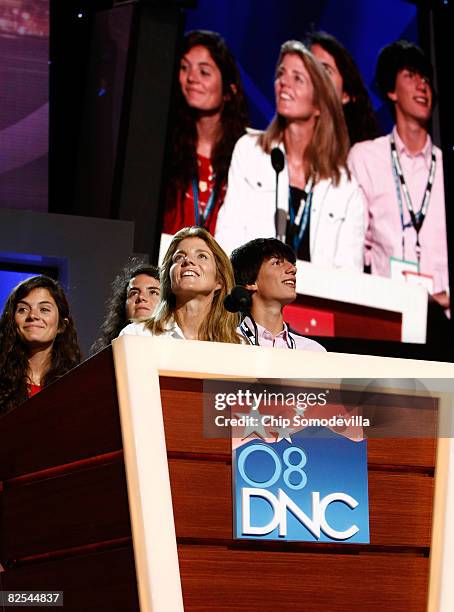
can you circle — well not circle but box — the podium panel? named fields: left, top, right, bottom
left=178, top=546, right=429, bottom=611
left=287, top=260, right=428, bottom=343
left=1, top=339, right=454, bottom=611
left=112, top=337, right=454, bottom=611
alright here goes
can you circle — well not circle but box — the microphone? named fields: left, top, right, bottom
left=223, top=285, right=252, bottom=313
left=271, top=147, right=285, bottom=174
left=271, top=147, right=286, bottom=242
left=224, top=286, right=259, bottom=346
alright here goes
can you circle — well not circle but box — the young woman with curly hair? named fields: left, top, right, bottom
left=0, top=275, right=81, bottom=414
left=90, top=262, right=160, bottom=353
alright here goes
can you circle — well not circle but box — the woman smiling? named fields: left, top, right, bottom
left=121, top=227, right=240, bottom=343
left=215, top=40, right=365, bottom=270
left=162, top=30, right=248, bottom=235
left=0, top=276, right=81, bottom=414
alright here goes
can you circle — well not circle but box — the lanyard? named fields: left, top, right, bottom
left=390, top=134, right=436, bottom=268
left=287, top=177, right=314, bottom=251
left=239, top=318, right=296, bottom=349
left=192, top=178, right=216, bottom=228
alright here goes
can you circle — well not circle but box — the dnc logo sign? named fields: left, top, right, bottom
left=233, top=430, right=370, bottom=543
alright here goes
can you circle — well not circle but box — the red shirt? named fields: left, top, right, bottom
left=162, top=154, right=226, bottom=236
left=28, top=383, right=42, bottom=397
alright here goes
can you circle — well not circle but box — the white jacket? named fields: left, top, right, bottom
left=215, top=132, right=365, bottom=271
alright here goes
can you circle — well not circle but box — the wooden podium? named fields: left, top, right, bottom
left=1, top=337, right=454, bottom=611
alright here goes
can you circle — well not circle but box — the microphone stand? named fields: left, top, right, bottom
left=271, top=147, right=286, bottom=243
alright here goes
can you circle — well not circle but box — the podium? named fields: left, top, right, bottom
left=1, top=337, right=454, bottom=611
left=285, top=261, right=428, bottom=343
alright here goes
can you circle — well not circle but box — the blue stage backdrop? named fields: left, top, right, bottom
left=185, top=0, right=418, bottom=131
left=0, top=253, right=65, bottom=314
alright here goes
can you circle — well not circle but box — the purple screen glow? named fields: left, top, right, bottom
left=0, top=0, right=49, bottom=212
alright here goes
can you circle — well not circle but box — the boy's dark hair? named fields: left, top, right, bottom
left=375, top=39, right=434, bottom=98
left=230, top=238, right=296, bottom=286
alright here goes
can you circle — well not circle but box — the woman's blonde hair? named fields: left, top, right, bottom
left=145, top=227, right=240, bottom=343
left=259, top=40, right=350, bottom=185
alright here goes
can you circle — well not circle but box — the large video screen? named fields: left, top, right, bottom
left=158, top=0, right=449, bottom=353
left=0, top=0, right=49, bottom=212
left=62, top=0, right=449, bottom=355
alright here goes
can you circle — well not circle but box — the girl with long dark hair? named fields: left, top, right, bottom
left=162, top=30, right=248, bottom=236
left=90, top=262, right=160, bottom=353
left=0, top=276, right=81, bottom=414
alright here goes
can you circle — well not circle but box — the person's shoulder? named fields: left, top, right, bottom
left=432, top=140, right=442, bottom=159
left=348, top=135, right=389, bottom=178
left=245, top=127, right=264, bottom=138
left=235, top=129, right=264, bottom=151
left=119, top=321, right=152, bottom=336
left=350, top=134, right=388, bottom=158
left=318, top=167, right=360, bottom=196
left=230, top=130, right=272, bottom=177
left=292, top=333, right=327, bottom=352
left=336, top=166, right=359, bottom=189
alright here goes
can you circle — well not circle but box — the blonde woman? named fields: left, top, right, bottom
left=215, top=40, right=365, bottom=271
left=120, top=227, right=240, bottom=343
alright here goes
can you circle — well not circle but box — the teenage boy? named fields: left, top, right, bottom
left=348, top=40, right=448, bottom=309
left=230, top=238, right=325, bottom=351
